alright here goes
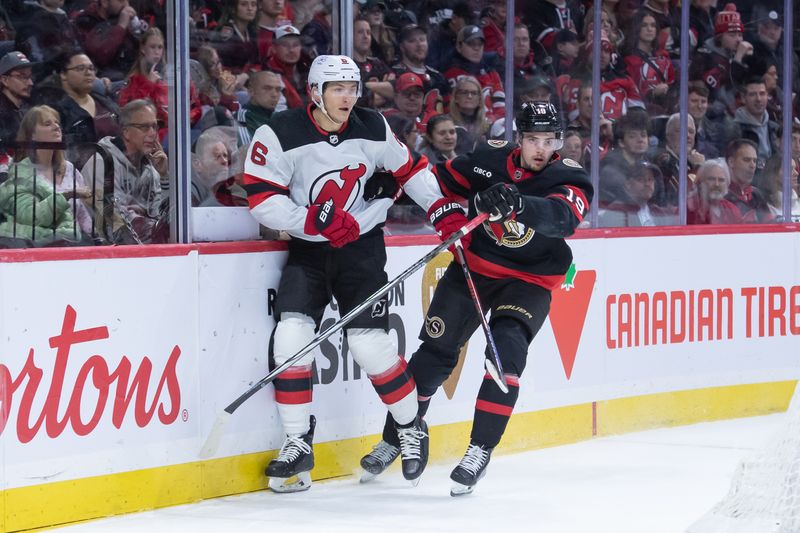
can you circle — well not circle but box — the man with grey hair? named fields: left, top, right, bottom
left=652, top=112, right=706, bottom=206
left=687, top=158, right=743, bottom=224
left=83, top=99, right=167, bottom=243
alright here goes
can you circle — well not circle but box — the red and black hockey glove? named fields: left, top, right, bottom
left=305, top=200, right=360, bottom=247
left=474, top=183, right=523, bottom=222
left=427, top=198, right=470, bottom=251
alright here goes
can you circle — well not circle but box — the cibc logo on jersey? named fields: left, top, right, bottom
left=309, top=163, right=368, bottom=209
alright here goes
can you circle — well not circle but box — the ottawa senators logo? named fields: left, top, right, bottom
left=483, top=219, right=535, bottom=248
left=309, top=163, right=367, bottom=210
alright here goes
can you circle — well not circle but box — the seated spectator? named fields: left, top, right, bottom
left=690, top=4, right=753, bottom=113
left=191, top=45, right=241, bottom=117
left=559, top=129, right=584, bottom=166
left=651, top=113, right=705, bottom=206
left=566, top=80, right=613, bottom=161
left=521, top=0, right=582, bottom=48
left=724, top=138, right=773, bottom=223
left=386, top=113, right=419, bottom=151
left=13, top=0, right=80, bottom=82
left=0, top=51, right=34, bottom=144
left=13, top=105, right=94, bottom=236
left=512, top=23, right=554, bottom=82
left=73, top=0, right=142, bottom=81
left=82, top=99, right=167, bottom=243
left=623, top=12, right=676, bottom=115
left=687, top=81, right=740, bottom=159
left=480, top=0, right=506, bottom=56
left=236, top=70, right=281, bottom=146
left=419, top=114, right=457, bottom=165
left=443, top=25, right=505, bottom=121
left=192, top=127, right=245, bottom=207
left=734, top=77, right=778, bottom=170
left=352, top=17, right=394, bottom=109
left=426, top=1, right=470, bottom=72
left=265, top=25, right=306, bottom=110
left=551, top=29, right=579, bottom=77
left=762, top=60, right=783, bottom=123
left=384, top=72, right=429, bottom=130
left=687, top=157, right=744, bottom=224
left=635, top=0, right=687, bottom=60
left=392, top=23, right=449, bottom=116
left=448, top=75, right=491, bottom=155
left=255, top=0, right=292, bottom=63
left=362, top=0, right=396, bottom=65
left=299, top=0, right=332, bottom=59
left=755, top=154, right=800, bottom=222
left=599, top=160, right=677, bottom=227
left=118, top=28, right=169, bottom=139
left=599, top=108, right=652, bottom=204
left=210, top=0, right=259, bottom=74
left=748, top=6, right=799, bottom=98
left=582, top=4, right=625, bottom=50
left=689, top=0, right=716, bottom=51
left=56, top=52, right=121, bottom=145
left=778, top=122, right=800, bottom=173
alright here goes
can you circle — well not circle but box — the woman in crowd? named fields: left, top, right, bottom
left=448, top=76, right=491, bottom=155
left=386, top=114, right=419, bottom=152
left=211, top=0, right=259, bottom=74
left=419, top=114, right=458, bottom=166
left=623, top=12, right=676, bottom=115
left=191, top=45, right=244, bottom=120
left=119, top=28, right=170, bottom=139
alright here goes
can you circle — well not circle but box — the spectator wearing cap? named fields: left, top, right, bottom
left=362, top=0, right=396, bottom=65
left=599, top=159, right=677, bottom=227
left=623, top=12, right=676, bottom=115
left=352, top=18, right=394, bottom=109
left=72, top=0, right=142, bottom=81
left=236, top=70, right=282, bottom=146
left=211, top=0, right=260, bottom=74
left=391, top=23, right=450, bottom=117
left=265, top=24, right=306, bottom=109
left=734, top=77, right=779, bottom=169
left=479, top=0, right=506, bottom=56
left=427, top=0, right=471, bottom=72
left=687, top=158, right=744, bottom=224
left=651, top=113, right=705, bottom=206
left=0, top=51, right=35, bottom=144
left=521, top=0, right=583, bottom=51
left=447, top=75, right=490, bottom=154
left=599, top=108, right=652, bottom=204
left=748, top=6, right=800, bottom=95
left=512, top=23, right=554, bottom=82
left=383, top=72, right=426, bottom=124
left=724, top=138, right=774, bottom=223
left=299, top=0, right=332, bottom=59
left=256, top=0, right=292, bottom=63
left=442, top=25, right=506, bottom=122
left=551, top=29, right=579, bottom=76
left=690, top=4, right=753, bottom=112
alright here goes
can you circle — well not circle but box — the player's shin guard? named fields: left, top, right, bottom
left=471, top=373, right=520, bottom=448
left=272, top=314, right=316, bottom=435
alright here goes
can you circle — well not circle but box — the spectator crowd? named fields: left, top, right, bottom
left=0, top=0, right=798, bottom=247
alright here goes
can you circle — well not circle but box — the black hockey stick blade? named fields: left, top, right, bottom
left=199, top=212, right=489, bottom=458
left=452, top=240, right=509, bottom=394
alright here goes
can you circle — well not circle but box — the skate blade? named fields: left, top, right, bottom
left=409, top=476, right=422, bottom=488
left=359, top=469, right=378, bottom=484
left=269, top=471, right=312, bottom=493
left=450, top=481, right=474, bottom=497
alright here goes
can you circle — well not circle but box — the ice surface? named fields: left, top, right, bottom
left=58, top=414, right=783, bottom=533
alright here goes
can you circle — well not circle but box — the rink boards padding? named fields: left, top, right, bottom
left=0, top=224, right=799, bottom=532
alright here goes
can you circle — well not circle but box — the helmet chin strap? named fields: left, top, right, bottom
left=312, top=85, right=344, bottom=126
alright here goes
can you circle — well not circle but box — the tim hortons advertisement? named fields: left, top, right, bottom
left=0, top=254, right=199, bottom=489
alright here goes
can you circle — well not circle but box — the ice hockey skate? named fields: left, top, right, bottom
left=266, top=416, right=316, bottom=493
left=396, top=417, right=429, bottom=486
left=450, top=442, right=493, bottom=496
left=359, top=440, right=400, bottom=483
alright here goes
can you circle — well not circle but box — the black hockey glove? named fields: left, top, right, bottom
left=363, top=171, right=400, bottom=201
left=474, top=183, right=524, bottom=222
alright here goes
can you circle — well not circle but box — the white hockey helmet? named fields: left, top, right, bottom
left=307, top=55, right=363, bottom=102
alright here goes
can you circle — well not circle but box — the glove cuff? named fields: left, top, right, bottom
left=427, top=198, right=465, bottom=226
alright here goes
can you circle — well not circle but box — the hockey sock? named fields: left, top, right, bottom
left=471, top=373, right=520, bottom=448
left=369, top=358, right=417, bottom=425
left=273, top=365, right=313, bottom=435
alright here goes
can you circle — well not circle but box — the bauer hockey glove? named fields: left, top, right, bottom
left=305, top=199, right=360, bottom=247
left=428, top=198, right=471, bottom=251
left=474, top=183, right=524, bottom=222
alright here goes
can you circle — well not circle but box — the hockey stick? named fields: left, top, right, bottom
left=199, top=212, right=489, bottom=458
left=451, top=240, right=509, bottom=394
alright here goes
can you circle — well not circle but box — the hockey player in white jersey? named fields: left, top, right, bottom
left=243, top=55, right=470, bottom=492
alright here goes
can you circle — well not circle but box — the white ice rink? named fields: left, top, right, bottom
left=58, top=413, right=784, bottom=533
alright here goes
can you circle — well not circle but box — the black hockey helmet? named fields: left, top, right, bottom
left=516, top=101, right=564, bottom=140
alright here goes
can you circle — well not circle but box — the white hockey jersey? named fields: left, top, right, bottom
left=243, top=105, right=445, bottom=241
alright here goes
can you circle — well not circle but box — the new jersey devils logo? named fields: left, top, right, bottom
left=309, top=163, right=368, bottom=210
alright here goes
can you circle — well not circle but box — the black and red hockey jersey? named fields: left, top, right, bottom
left=432, top=141, right=593, bottom=290
left=243, top=104, right=445, bottom=241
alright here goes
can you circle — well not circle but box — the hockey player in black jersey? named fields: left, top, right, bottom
left=360, top=101, right=594, bottom=495
left=242, top=55, right=471, bottom=492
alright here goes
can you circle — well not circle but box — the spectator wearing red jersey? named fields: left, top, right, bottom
left=119, top=28, right=169, bottom=138
left=724, top=138, right=774, bottom=223
left=687, top=158, right=744, bottom=224
left=264, top=24, right=306, bottom=109
left=72, top=0, right=141, bottom=81
left=480, top=0, right=506, bottom=56
left=442, top=25, right=505, bottom=122
left=256, top=0, right=291, bottom=63
left=623, top=12, right=676, bottom=115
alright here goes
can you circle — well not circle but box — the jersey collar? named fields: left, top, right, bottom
left=306, top=104, right=350, bottom=145
left=506, top=148, right=561, bottom=181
